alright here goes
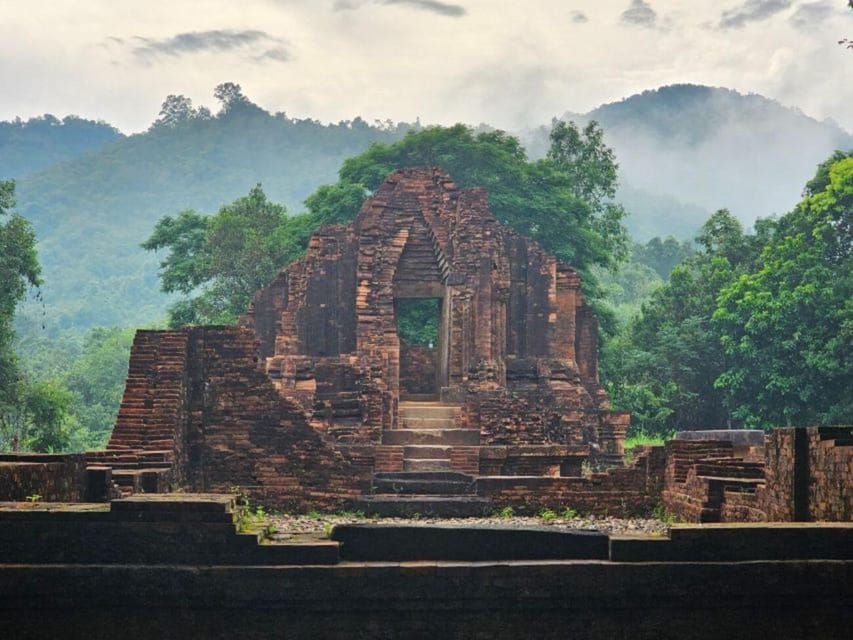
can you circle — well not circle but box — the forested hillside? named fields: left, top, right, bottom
left=575, top=85, right=852, bottom=222
left=14, top=87, right=411, bottom=329
left=9, top=83, right=850, bottom=331
left=0, top=115, right=122, bottom=179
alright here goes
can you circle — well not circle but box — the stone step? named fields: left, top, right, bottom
left=331, top=523, right=610, bottom=560
left=348, top=495, right=492, bottom=518
left=404, top=445, right=452, bottom=459
left=399, top=417, right=458, bottom=429
left=373, top=471, right=475, bottom=495
left=382, top=429, right=479, bottom=446
left=398, top=405, right=460, bottom=420
left=400, top=394, right=439, bottom=402
left=404, top=458, right=453, bottom=472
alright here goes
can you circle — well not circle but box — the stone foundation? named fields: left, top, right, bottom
left=0, top=454, right=85, bottom=501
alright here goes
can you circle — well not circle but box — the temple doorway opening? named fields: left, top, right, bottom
left=395, top=297, right=441, bottom=399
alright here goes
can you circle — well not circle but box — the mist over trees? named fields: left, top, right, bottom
left=0, top=115, right=122, bottom=179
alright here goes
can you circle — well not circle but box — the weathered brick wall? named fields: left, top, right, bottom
left=244, top=168, right=622, bottom=454
left=809, top=428, right=853, bottom=520
left=662, top=428, right=853, bottom=523
left=629, top=445, right=667, bottom=497
left=759, top=429, right=796, bottom=521
left=761, top=427, right=853, bottom=521
left=182, top=326, right=370, bottom=511
left=399, top=342, right=437, bottom=396
left=0, top=454, right=85, bottom=501
left=478, top=445, right=589, bottom=477
left=662, top=440, right=768, bottom=523
left=721, top=487, right=767, bottom=522
left=476, top=467, right=655, bottom=516
left=104, top=330, right=190, bottom=485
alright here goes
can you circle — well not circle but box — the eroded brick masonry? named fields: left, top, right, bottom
left=84, top=168, right=632, bottom=510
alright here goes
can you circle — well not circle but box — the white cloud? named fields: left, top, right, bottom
left=0, top=1, right=849, bottom=133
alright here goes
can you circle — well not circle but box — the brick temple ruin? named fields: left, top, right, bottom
left=87, top=167, right=635, bottom=514
left=1, top=167, right=851, bottom=521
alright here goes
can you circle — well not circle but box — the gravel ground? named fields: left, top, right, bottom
left=265, top=513, right=669, bottom=539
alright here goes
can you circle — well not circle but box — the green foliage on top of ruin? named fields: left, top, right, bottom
left=145, top=119, right=629, bottom=327
left=306, top=122, right=630, bottom=299
left=142, top=184, right=316, bottom=326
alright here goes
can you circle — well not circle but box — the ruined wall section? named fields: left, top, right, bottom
left=662, top=428, right=853, bottom=523
left=241, top=270, right=288, bottom=361
left=90, top=330, right=191, bottom=490
left=808, top=427, right=853, bottom=521
left=243, top=167, right=625, bottom=453
left=182, top=326, right=369, bottom=511
left=760, top=427, right=853, bottom=522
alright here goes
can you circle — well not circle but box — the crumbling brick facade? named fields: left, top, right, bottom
left=662, top=427, right=853, bottom=523
left=243, top=168, right=628, bottom=467
left=80, top=167, right=630, bottom=509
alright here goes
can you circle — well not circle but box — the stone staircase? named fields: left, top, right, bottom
left=353, top=401, right=491, bottom=516
left=398, top=400, right=466, bottom=471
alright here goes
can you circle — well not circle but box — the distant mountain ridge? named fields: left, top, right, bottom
left=6, top=83, right=851, bottom=330
left=13, top=107, right=409, bottom=329
left=0, top=115, right=123, bottom=179
left=576, top=84, right=852, bottom=225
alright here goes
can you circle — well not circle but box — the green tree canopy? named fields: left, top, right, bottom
left=603, top=210, right=755, bottom=434
left=1, top=179, right=41, bottom=406
left=143, top=184, right=315, bottom=326
left=605, top=152, right=853, bottom=435
left=148, top=122, right=629, bottom=328
left=306, top=123, right=628, bottom=283
left=714, top=156, right=853, bottom=427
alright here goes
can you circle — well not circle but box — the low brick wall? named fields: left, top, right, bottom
left=479, top=445, right=589, bottom=477
left=0, top=454, right=86, bottom=501
left=663, top=428, right=853, bottom=523
left=476, top=467, right=656, bottom=516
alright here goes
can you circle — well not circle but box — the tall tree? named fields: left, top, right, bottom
left=714, top=156, right=853, bottom=427
left=143, top=185, right=315, bottom=326
left=603, top=210, right=763, bottom=434
left=1, top=181, right=74, bottom=452
left=0, top=180, right=41, bottom=406
left=305, top=123, right=628, bottom=303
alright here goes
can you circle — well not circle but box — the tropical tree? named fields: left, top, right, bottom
left=1, top=180, right=41, bottom=411
left=143, top=184, right=315, bottom=326
left=603, top=210, right=763, bottom=434
left=1, top=180, right=74, bottom=451
left=148, top=122, right=629, bottom=327
left=305, top=123, right=628, bottom=304
left=714, top=156, right=853, bottom=427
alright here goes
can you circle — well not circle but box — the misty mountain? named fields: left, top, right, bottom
left=12, top=107, right=409, bottom=329
left=0, top=115, right=123, bottom=179
left=8, top=83, right=851, bottom=332
left=567, top=85, right=852, bottom=232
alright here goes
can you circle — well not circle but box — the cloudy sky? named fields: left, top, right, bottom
left=1, top=0, right=851, bottom=132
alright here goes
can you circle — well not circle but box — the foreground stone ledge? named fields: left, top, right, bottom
left=0, top=561, right=850, bottom=639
